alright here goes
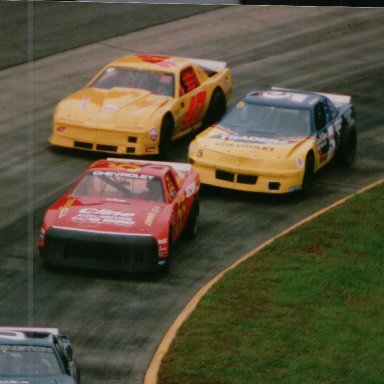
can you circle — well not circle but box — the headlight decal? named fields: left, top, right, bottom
left=149, top=128, right=158, bottom=141
left=297, top=157, right=304, bottom=169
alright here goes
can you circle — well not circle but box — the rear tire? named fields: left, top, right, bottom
left=203, top=89, right=226, bottom=128
left=336, top=123, right=357, bottom=166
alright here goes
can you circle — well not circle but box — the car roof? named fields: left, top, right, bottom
left=243, top=88, right=324, bottom=109
left=108, top=54, right=192, bottom=74
left=0, top=328, right=57, bottom=346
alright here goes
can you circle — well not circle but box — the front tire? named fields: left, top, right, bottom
left=302, top=152, right=315, bottom=194
left=158, top=115, right=174, bottom=159
left=184, top=199, right=199, bottom=240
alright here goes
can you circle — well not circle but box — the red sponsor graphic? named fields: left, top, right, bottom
left=108, top=163, right=141, bottom=170
left=182, top=91, right=207, bottom=130
left=137, top=54, right=176, bottom=68
left=56, top=126, right=66, bottom=132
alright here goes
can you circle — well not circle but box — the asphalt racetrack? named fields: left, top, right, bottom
left=1, top=3, right=384, bottom=383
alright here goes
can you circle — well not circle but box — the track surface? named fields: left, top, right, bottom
left=1, top=4, right=384, bottom=383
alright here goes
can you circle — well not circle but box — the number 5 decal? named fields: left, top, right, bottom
left=182, top=91, right=207, bottom=130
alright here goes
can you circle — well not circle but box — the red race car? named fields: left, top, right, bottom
left=38, top=158, right=200, bottom=273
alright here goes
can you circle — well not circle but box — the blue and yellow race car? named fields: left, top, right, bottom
left=189, top=87, right=357, bottom=194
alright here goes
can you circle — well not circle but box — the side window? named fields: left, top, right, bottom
left=314, top=102, right=326, bottom=131
left=164, top=171, right=179, bottom=200
left=180, top=66, right=201, bottom=96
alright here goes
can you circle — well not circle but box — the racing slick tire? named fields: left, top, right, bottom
left=336, top=123, right=357, bottom=167
left=183, top=199, right=199, bottom=240
left=301, top=152, right=315, bottom=194
left=203, top=88, right=227, bottom=129
left=158, top=115, right=174, bottom=159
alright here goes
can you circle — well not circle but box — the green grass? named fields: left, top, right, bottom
left=158, top=183, right=384, bottom=384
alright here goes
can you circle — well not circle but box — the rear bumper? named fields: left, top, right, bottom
left=40, top=227, right=166, bottom=273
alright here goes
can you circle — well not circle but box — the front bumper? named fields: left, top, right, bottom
left=40, top=227, right=165, bottom=273
left=191, top=161, right=304, bottom=194
left=50, top=124, right=158, bottom=156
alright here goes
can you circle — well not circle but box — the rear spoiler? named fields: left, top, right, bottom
left=107, top=158, right=192, bottom=173
left=188, top=58, right=227, bottom=71
left=317, top=92, right=351, bottom=109
left=271, top=86, right=351, bottom=109
left=0, top=327, right=59, bottom=336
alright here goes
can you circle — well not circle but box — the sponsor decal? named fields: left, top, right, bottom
left=56, top=126, right=66, bottom=133
left=72, top=208, right=135, bottom=226
left=213, top=142, right=275, bottom=152
left=103, top=104, right=119, bottom=112
left=137, top=54, right=176, bottom=68
left=0, top=345, right=53, bottom=353
left=185, top=182, right=197, bottom=198
left=211, top=134, right=290, bottom=145
left=92, top=170, right=154, bottom=180
left=149, top=128, right=158, bottom=141
left=159, top=245, right=168, bottom=253
left=80, top=96, right=89, bottom=112
left=296, top=157, right=304, bottom=169
left=58, top=198, right=76, bottom=218
left=158, top=238, right=168, bottom=245
left=260, top=91, right=308, bottom=103
left=145, top=206, right=161, bottom=227
left=108, top=163, right=141, bottom=170
left=181, top=91, right=207, bottom=130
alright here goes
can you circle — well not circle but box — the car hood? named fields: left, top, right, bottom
left=47, top=197, right=166, bottom=235
left=195, top=125, right=310, bottom=160
left=55, top=88, right=170, bottom=129
left=0, top=376, right=75, bottom=384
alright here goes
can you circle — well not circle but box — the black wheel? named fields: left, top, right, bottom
left=158, top=115, right=174, bottom=159
left=184, top=199, right=199, bottom=240
left=302, top=152, right=315, bottom=193
left=336, top=124, right=357, bottom=167
left=203, top=89, right=226, bottom=128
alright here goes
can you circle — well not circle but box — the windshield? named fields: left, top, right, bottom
left=72, top=171, right=165, bottom=202
left=220, top=101, right=312, bottom=137
left=90, top=66, right=175, bottom=97
left=0, top=345, right=62, bottom=376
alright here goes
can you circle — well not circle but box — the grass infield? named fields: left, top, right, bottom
left=158, top=183, right=384, bottom=384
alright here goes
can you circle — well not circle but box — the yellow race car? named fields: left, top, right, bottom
left=50, top=54, right=232, bottom=158
left=189, top=87, right=357, bottom=194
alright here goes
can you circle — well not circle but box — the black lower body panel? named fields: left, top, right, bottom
left=40, top=227, right=163, bottom=273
